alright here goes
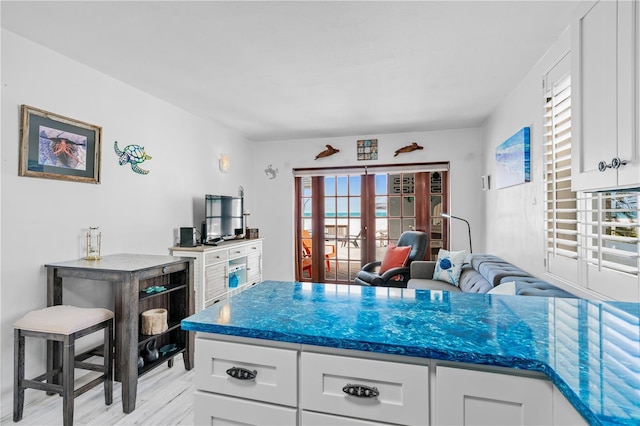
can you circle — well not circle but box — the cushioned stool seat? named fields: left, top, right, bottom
left=14, top=305, right=113, bottom=426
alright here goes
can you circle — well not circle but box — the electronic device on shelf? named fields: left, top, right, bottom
left=203, top=195, right=244, bottom=245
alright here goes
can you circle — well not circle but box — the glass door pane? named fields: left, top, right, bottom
left=299, top=177, right=313, bottom=279
left=323, top=174, right=361, bottom=282
left=428, top=172, right=445, bottom=260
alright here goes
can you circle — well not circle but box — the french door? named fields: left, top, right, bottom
left=295, top=164, right=449, bottom=284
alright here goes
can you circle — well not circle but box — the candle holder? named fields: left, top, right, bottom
left=85, top=226, right=102, bottom=260
left=243, top=211, right=250, bottom=230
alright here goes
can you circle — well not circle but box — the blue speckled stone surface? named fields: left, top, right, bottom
left=182, top=281, right=640, bottom=425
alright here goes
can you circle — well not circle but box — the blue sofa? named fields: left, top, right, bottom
left=407, top=254, right=576, bottom=297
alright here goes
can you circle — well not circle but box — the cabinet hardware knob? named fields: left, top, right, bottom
left=611, top=157, right=628, bottom=169
left=162, top=267, right=169, bottom=274
left=226, top=367, right=257, bottom=380
left=342, top=383, right=379, bottom=398
left=599, top=158, right=628, bottom=172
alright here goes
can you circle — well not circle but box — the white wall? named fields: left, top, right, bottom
left=252, top=128, right=483, bottom=281
left=0, top=30, right=256, bottom=413
left=480, top=28, right=592, bottom=297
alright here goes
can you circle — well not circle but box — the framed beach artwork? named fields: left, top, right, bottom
left=19, top=105, right=102, bottom=184
left=495, top=127, right=530, bottom=190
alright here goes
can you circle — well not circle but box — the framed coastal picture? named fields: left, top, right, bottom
left=357, top=139, right=378, bottom=161
left=19, top=105, right=102, bottom=184
left=495, top=127, right=530, bottom=189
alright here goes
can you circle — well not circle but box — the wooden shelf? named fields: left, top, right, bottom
left=139, top=282, right=187, bottom=301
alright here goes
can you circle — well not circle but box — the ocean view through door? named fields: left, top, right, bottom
left=295, top=165, right=449, bottom=284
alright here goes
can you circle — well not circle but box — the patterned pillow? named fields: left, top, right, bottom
left=432, top=249, right=467, bottom=286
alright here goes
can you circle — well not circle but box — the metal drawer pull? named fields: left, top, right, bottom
left=599, top=157, right=628, bottom=172
left=342, top=383, right=380, bottom=398
left=611, top=157, right=628, bottom=169
left=226, top=367, right=257, bottom=380
left=598, top=160, right=610, bottom=172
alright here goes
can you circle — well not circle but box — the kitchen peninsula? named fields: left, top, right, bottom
left=181, top=281, right=640, bottom=425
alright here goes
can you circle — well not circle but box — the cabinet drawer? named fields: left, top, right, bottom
left=227, top=246, right=246, bottom=259
left=195, top=339, right=297, bottom=407
left=300, top=352, right=429, bottom=425
left=194, top=391, right=297, bottom=426
left=245, top=241, right=262, bottom=252
left=302, top=410, right=394, bottom=425
left=205, top=249, right=227, bottom=264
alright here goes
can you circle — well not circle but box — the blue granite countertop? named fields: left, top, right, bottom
left=182, top=281, right=640, bottom=425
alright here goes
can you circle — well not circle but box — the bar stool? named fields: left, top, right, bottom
left=13, top=305, right=114, bottom=426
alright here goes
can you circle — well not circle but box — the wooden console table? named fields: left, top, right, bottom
left=45, top=254, right=194, bottom=413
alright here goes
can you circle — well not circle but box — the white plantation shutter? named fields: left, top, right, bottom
left=544, top=74, right=576, bottom=258
left=544, top=61, right=578, bottom=281
left=580, top=191, right=639, bottom=276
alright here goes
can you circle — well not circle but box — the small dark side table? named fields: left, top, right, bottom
left=45, top=254, right=194, bottom=413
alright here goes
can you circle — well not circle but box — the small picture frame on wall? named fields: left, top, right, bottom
left=19, top=105, right=102, bottom=184
left=357, top=139, right=378, bottom=161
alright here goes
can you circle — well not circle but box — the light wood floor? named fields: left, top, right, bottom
left=1, top=360, right=195, bottom=426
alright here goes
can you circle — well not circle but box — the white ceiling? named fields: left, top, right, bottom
left=1, top=1, right=579, bottom=142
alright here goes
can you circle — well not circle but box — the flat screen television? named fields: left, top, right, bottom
left=204, top=195, right=243, bottom=244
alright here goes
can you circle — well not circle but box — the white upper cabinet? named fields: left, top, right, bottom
left=572, top=0, right=639, bottom=192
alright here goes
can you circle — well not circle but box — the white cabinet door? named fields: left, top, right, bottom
left=572, top=0, right=639, bottom=191
left=246, top=252, right=262, bottom=284
left=553, top=388, right=588, bottom=426
left=435, top=366, right=553, bottom=425
left=245, top=241, right=262, bottom=284
left=572, top=0, right=619, bottom=191
left=194, top=391, right=297, bottom=426
left=204, top=262, right=227, bottom=307
left=616, top=0, right=640, bottom=188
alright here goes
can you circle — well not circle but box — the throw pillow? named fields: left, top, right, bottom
left=379, top=244, right=411, bottom=274
left=432, top=249, right=467, bottom=286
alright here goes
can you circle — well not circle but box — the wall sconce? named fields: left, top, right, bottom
left=85, top=226, right=102, bottom=260
left=219, top=154, right=230, bottom=173
left=442, top=213, right=472, bottom=253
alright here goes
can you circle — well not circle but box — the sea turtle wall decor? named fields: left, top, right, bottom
left=394, top=142, right=424, bottom=157
left=114, top=141, right=152, bottom=174
left=315, top=144, right=340, bottom=160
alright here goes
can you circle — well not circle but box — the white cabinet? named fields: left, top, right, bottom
left=194, top=392, right=297, bottom=426
left=171, top=239, right=262, bottom=311
left=192, top=335, right=589, bottom=425
left=435, top=365, right=554, bottom=425
left=572, top=0, right=639, bottom=191
left=301, top=411, right=394, bottom=425
left=553, top=387, right=589, bottom=426
left=300, top=352, right=429, bottom=425
left=193, top=338, right=298, bottom=425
